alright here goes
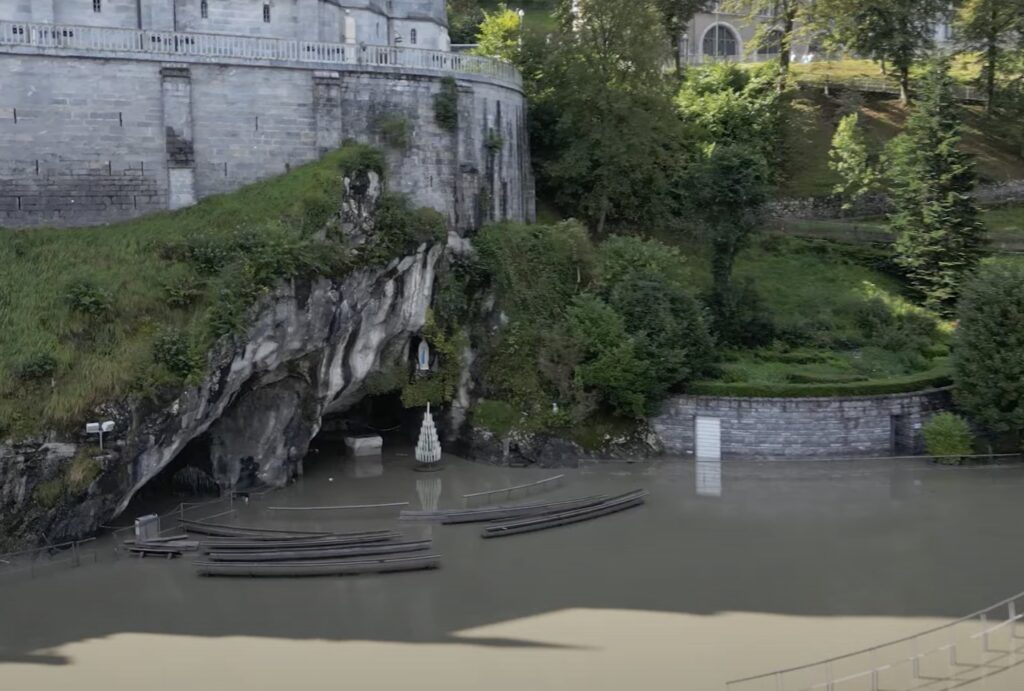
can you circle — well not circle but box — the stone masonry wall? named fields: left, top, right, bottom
left=0, top=52, right=533, bottom=230
left=651, top=389, right=953, bottom=460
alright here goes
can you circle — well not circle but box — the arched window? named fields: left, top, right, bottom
left=410, top=28, right=417, bottom=45
left=757, top=29, right=783, bottom=57
left=702, top=25, right=739, bottom=58
left=200, top=0, right=208, bottom=19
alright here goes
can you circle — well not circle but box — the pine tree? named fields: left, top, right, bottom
left=885, top=59, right=986, bottom=312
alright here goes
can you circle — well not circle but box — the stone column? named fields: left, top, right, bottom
left=313, top=71, right=342, bottom=158
left=160, top=66, right=196, bottom=210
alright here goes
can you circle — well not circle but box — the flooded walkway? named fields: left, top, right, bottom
left=3, top=448, right=1024, bottom=690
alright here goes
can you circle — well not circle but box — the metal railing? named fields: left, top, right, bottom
left=795, top=74, right=986, bottom=103
left=109, top=493, right=240, bottom=550
left=727, top=589, right=1024, bottom=690
left=0, top=21, right=522, bottom=88
left=0, top=538, right=99, bottom=581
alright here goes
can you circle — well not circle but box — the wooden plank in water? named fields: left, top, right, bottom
left=198, top=531, right=401, bottom=553
left=265, top=501, right=410, bottom=512
left=179, top=519, right=333, bottom=539
left=196, top=554, right=441, bottom=577
left=482, top=490, right=648, bottom=539
left=400, top=495, right=608, bottom=524
left=462, top=474, right=565, bottom=503
left=205, top=540, right=431, bottom=562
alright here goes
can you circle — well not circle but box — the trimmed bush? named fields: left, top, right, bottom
left=689, top=362, right=953, bottom=398
left=923, top=413, right=974, bottom=465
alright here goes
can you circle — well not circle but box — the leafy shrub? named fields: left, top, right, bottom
left=924, top=413, right=974, bottom=465
left=366, top=194, right=447, bottom=263
left=485, top=129, right=504, bottom=154
left=64, top=279, right=113, bottom=317
left=337, top=141, right=386, bottom=179
left=377, top=114, right=411, bottom=150
left=153, top=329, right=201, bottom=379
left=595, top=236, right=690, bottom=296
left=163, top=273, right=203, bottom=309
left=472, top=399, right=518, bottom=437
left=14, top=353, right=57, bottom=382
left=433, top=77, right=460, bottom=132
left=300, top=189, right=337, bottom=234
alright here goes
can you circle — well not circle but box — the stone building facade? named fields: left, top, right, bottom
left=0, top=1, right=534, bottom=229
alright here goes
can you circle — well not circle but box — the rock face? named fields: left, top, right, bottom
left=0, top=243, right=441, bottom=546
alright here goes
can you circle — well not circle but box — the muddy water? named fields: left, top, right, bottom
left=3, top=448, right=1024, bottom=690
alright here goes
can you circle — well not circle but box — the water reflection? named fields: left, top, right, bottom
left=342, top=454, right=383, bottom=479
left=696, top=457, right=722, bottom=498
left=416, top=476, right=443, bottom=512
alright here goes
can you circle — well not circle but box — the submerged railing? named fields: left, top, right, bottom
left=0, top=21, right=522, bottom=88
left=0, top=538, right=99, bottom=580
left=727, top=589, right=1024, bottom=691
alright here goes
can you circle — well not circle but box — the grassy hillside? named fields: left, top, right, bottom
left=644, top=232, right=952, bottom=395
left=0, top=145, right=442, bottom=439
left=783, top=88, right=1024, bottom=198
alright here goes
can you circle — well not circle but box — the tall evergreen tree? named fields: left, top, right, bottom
left=885, top=59, right=986, bottom=311
left=955, top=0, right=1024, bottom=110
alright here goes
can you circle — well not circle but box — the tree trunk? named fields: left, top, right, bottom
left=774, top=3, right=795, bottom=92
left=985, top=24, right=998, bottom=112
left=899, top=66, right=911, bottom=105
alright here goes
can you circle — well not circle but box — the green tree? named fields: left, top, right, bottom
left=687, top=143, right=770, bottom=299
left=676, top=63, right=788, bottom=180
left=954, top=0, right=1024, bottom=110
left=954, top=262, right=1024, bottom=441
left=885, top=60, right=985, bottom=311
left=818, top=0, right=950, bottom=103
left=471, top=3, right=523, bottom=63
left=721, top=0, right=812, bottom=79
left=447, top=0, right=485, bottom=44
left=829, top=113, right=881, bottom=209
left=538, top=0, right=691, bottom=232
left=654, top=0, right=713, bottom=72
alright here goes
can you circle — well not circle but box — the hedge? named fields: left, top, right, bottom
left=688, top=361, right=953, bottom=399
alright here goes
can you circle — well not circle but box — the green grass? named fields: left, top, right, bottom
left=788, top=56, right=982, bottom=87
left=0, top=144, right=438, bottom=439
left=649, top=233, right=951, bottom=392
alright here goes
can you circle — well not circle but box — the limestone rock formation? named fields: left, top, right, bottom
left=0, top=243, right=441, bottom=546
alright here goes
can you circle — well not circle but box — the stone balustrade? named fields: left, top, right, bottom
left=0, top=21, right=522, bottom=88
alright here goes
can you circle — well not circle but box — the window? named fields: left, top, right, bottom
left=757, top=30, right=783, bottom=57
left=263, top=4, right=271, bottom=23
left=703, top=25, right=738, bottom=58
left=201, top=1, right=208, bottom=19
left=93, top=0, right=102, bottom=12
left=410, top=28, right=417, bottom=45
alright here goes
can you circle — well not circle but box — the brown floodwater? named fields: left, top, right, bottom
left=3, top=445, right=1024, bottom=690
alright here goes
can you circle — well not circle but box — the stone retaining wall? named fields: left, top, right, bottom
left=768, top=180, right=1024, bottom=222
left=650, top=388, right=953, bottom=459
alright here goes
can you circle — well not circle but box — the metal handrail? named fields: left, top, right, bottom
left=727, top=588, right=1024, bottom=689
left=0, top=21, right=522, bottom=88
